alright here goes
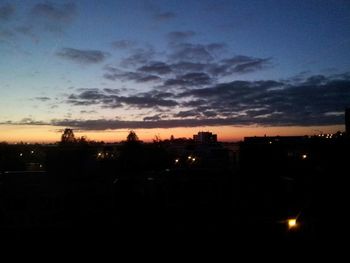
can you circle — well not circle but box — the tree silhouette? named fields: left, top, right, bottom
left=126, top=130, right=139, bottom=142
left=61, top=128, right=76, bottom=143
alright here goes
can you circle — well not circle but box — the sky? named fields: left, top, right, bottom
left=0, top=0, right=350, bottom=142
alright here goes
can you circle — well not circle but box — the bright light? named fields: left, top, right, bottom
left=175, top=159, right=179, bottom=163
left=19, top=153, right=23, bottom=157
left=188, top=156, right=192, bottom=159
left=192, top=158, right=196, bottom=162
left=98, top=152, right=102, bottom=156
left=288, top=219, right=297, bottom=229
left=31, top=150, right=34, bottom=154
left=302, top=154, right=308, bottom=159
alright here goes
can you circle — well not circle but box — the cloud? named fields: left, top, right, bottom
left=49, top=118, right=248, bottom=130
left=167, top=31, right=196, bottom=43
left=31, top=2, right=76, bottom=22
left=103, top=88, right=120, bottom=94
left=35, top=97, right=51, bottom=101
left=120, top=47, right=155, bottom=67
left=29, top=2, right=77, bottom=33
left=118, top=96, right=178, bottom=108
left=1, top=118, right=46, bottom=126
left=170, top=61, right=206, bottom=73
left=153, top=12, right=176, bottom=21
left=6, top=62, right=349, bottom=130
left=206, top=43, right=227, bottom=52
left=0, top=29, right=14, bottom=40
left=104, top=40, right=269, bottom=89
left=137, top=61, right=172, bottom=75
left=0, top=3, right=15, bottom=21
left=207, top=56, right=272, bottom=76
left=57, top=48, right=109, bottom=64
left=111, top=40, right=136, bottom=49
left=143, top=114, right=163, bottom=121
left=169, top=43, right=214, bottom=63
left=174, top=74, right=350, bottom=126
left=223, top=56, right=272, bottom=74
left=174, top=110, right=201, bottom=118
left=7, top=72, right=350, bottom=130
left=80, top=110, right=97, bottom=114
left=164, top=72, right=213, bottom=87
left=14, top=26, right=36, bottom=38
left=103, top=66, right=161, bottom=83
left=66, top=89, right=178, bottom=109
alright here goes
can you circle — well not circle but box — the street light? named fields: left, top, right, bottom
left=288, top=218, right=297, bottom=230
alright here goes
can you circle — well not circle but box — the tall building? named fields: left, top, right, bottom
left=193, top=131, right=217, bottom=144
left=346, top=108, right=350, bottom=135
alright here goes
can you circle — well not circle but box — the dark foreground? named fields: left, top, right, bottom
left=0, top=169, right=344, bottom=245
left=0, top=138, right=348, bottom=246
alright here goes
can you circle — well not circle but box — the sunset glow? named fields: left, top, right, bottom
left=1, top=1, right=349, bottom=142
left=0, top=124, right=344, bottom=143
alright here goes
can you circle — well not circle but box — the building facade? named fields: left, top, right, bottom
left=193, top=132, right=217, bottom=144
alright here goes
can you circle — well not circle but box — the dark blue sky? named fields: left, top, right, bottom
left=1, top=0, right=350, bottom=141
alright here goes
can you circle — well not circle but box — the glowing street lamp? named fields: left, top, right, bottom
left=302, top=154, right=308, bottom=160
left=288, top=218, right=297, bottom=230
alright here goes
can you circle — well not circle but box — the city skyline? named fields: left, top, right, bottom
left=1, top=1, right=350, bottom=142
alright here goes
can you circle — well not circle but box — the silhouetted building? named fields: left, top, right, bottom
left=193, top=132, right=217, bottom=144
left=346, top=108, right=350, bottom=135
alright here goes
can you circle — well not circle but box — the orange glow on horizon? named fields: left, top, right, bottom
left=0, top=124, right=344, bottom=143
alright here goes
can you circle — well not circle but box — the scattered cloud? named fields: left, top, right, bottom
left=138, top=61, right=172, bottom=75
left=173, top=74, right=350, bottom=126
left=0, top=3, right=15, bottom=21
left=80, top=110, right=97, bottom=114
left=14, top=26, right=38, bottom=41
left=153, top=11, right=176, bottom=21
left=143, top=114, right=163, bottom=121
left=49, top=118, right=244, bottom=130
left=111, top=40, right=136, bottom=49
left=31, top=2, right=76, bottom=22
left=103, top=88, right=120, bottom=94
left=60, top=72, right=350, bottom=129
left=0, top=28, right=14, bottom=40
left=120, top=47, right=155, bottom=67
left=219, top=55, right=272, bottom=74
left=168, top=43, right=214, bottom=63
left=167, top=31, right=196, bottom=43
left=35, top=97, right=51, bottom=101
left=6, top=72, right=350, bottom=131
left=174, top=110, right=201, bottom=118
left=104, top=65, right=161, bottom=83
left=66, top=88, right=177, bottom=109
left=164, top=72, right=213, bottom=87
left=57, top=48, right=109, bottom=64
left=29, top=2, right=77, bottom=33
left=104, top=36, right=271, bottom=92
left=204, top=56, right=272, bottom=76
left=170, top=61, right=206, bottom=73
